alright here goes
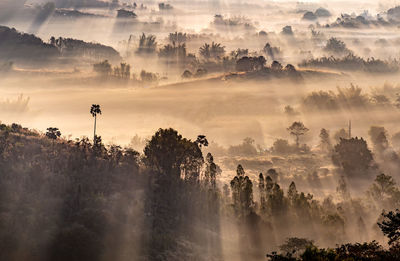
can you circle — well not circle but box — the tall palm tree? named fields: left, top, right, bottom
left=90, top=104, right=101, bottom=142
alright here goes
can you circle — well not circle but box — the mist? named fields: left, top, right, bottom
left=2, top=0, right=400, bottom=260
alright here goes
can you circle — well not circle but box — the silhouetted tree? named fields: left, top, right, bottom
left=319, top=128, right=332, bottom=153
left=368, top=173, right=398, bottom=202
left=279, top=237, right=314, bottom=257
left=337, top=175, right=351, bottom=201
left=168, top=32, right=187, bottom=44
left=136, top=33, right=157, bottom=55
left=287, top=122, right=309, bottom=148
left=204, top=153, right=218, bottom=188
left=369, top=126, right=389, bottom=153
left=93, top=60, right=112, bottom=77
left=332, top=137, right=374, bottom=179
left=46, top=127, right=61, bottom=140
left=378, top=209, right=400, bottom=245
left=195, top=134, right=208, bottom=148
left=324, top=37, right=351, bottom=56
left=199, top=42, right=225, bottom=60
left=230, top=164, right=253, bottom=216
left=271, top=60, right=283, bottom=71
left=236, top=56, right=266, bottom=72
left=143, top=128, right=203, bottom=180
left=90, top=104, right=101, bottom=142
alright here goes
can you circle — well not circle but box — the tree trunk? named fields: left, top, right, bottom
left=94, top=115, right=97, bottom=143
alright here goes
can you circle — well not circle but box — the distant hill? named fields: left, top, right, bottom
left=0, top=26, right=59, bottom=62
left=0, top=26, right=121, bottom=65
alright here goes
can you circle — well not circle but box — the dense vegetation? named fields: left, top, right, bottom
left=1, top=120, right=400, bottom=260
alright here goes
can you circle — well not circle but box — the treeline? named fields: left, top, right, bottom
left=301, top=84, right=400, bottom=111
left=299, top=54, right=400, bottom=73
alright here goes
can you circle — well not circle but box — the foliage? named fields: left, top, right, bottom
left=199, top=42, right=225, bottom=60
left=136, top=33, right=157, bottom=55
left=279, top=237, right=315, bottom=256
left=236, top=56, right=266, bottom=72
left=50, top=36, right=121, bottom=61
left=46, top=127, right=61, bottom=140
left=140, top=70, right=159, bottom=83
left=332, top=137, right=375, bottom=179
left=143, top=128, right=203, bottom=180
left=324, top=37, right=351, bottom=56
left=299, top=54, right=400, bottom=73
left=287, top=122, right=309, bottom=148
left=230, top=164, right=253, bottom=216
left=93, top=60, right=112, bottom=76
left=378, top=209, right=400, bottom=245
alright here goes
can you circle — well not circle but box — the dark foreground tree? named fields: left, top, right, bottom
left=378, top=209, right=400, bottom=246
left=143, top=128, right=203, bottom=180
left=230, top=164, right=253, bottom=216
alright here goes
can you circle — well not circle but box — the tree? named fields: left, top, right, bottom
left=46, top=127, right=61, bottom=140
left=287, top=122, right=309, bottom=148
left=263, top=43, right=280, bottom=60
left=259, top=173, right=266, bottom=210
left=368, top=173, right=397, bottom=202
left=204, top=153, right=218, bottom=188
left=279, top=237, right=314, bottom=257
left=236, top=56, right=266, bottom=72
left=230, top=48, right=249, bottom=60
left=368, top=126, right=389, bottom=153
left=334, top=128, right=348, bottom=144
left=195, top=135, right=208, bottom=148
left=230, top=164, right=253, bottom=216
left=199, top=42, right=225, bottom=60
left=199, top=43, right=211, bottom=60
left=324, top=37, right=350, bottom=55
left=336, top=175, right=350, bottom=201
left=319, top=128, right=332, bottom=153
left=90, top=104, right=101, bottom=142
left=113, top=63, right=131, bottom=79
left=271, top=60, right=283, bottom=71
left=168, top=32, right=187, bottom=44
left=287, top=181, right=298, bottom=202
left=143, top=128, right=203, bottom=180
left=136, top=33, right=157, bottom=55
left=378, top=209, right=400, bottom=245
left=93, top=60, right=112, bottom=77
left=332, top=137, right=374, bottom=179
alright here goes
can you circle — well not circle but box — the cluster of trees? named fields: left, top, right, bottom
left=302, top=7, right=331, bottom=21
left=93, top=60, right=159, bottom=83
left=125, top=32, right=301, bottom=80
left=324, top=11, right=395, bottom=28
left=299, top=54, right=400, bottom=73
left=212, top=14, right=255, bottom=31
left=323, top=37, right=352, bottom=56
left=302, top=84, right=399, bottom=111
